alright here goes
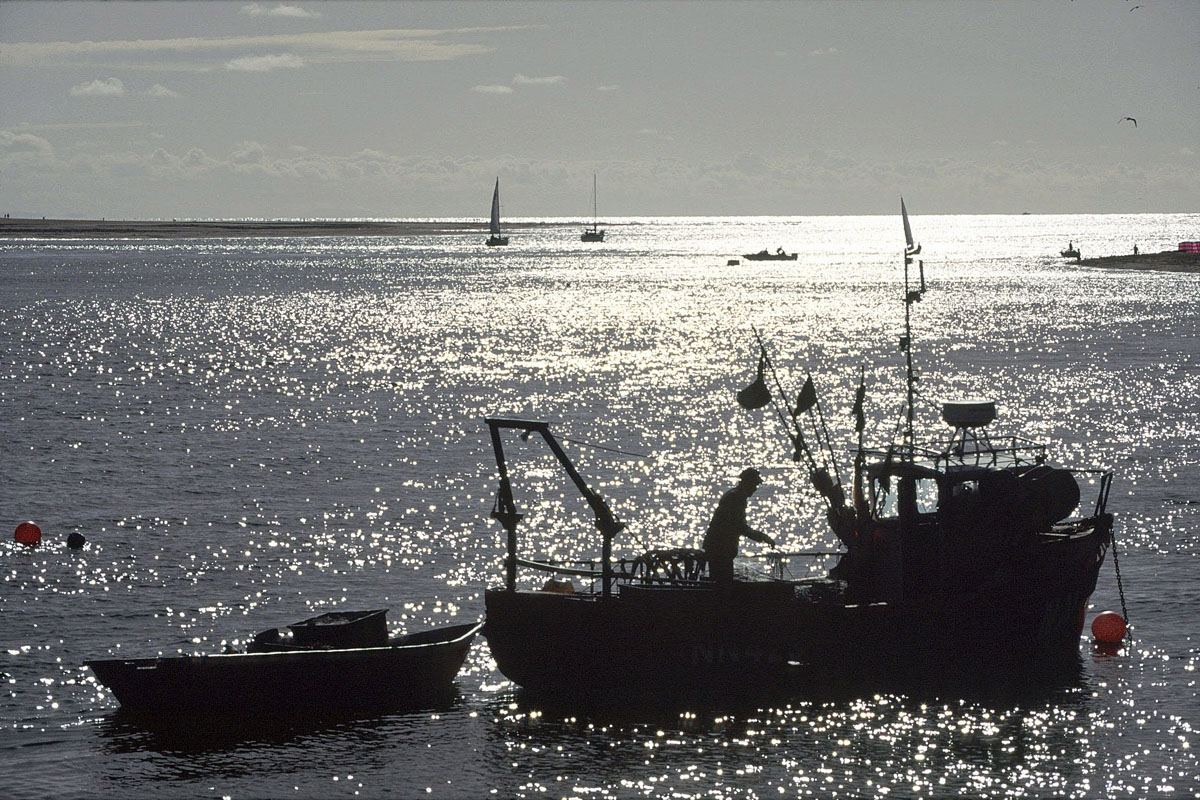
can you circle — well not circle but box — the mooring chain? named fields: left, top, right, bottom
left=1110, top=526, right=1132, bottom=644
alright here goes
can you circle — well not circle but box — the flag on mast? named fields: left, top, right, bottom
left=736, top=353, right=771, bottom=410
left=793, top=376, right=817, bottom=416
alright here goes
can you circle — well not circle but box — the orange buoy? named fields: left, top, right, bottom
left=1091, top=610, right=1127, bottom=644
left=14, top=521, right=42, bottom=546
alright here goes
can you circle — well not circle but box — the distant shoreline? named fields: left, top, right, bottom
left=1076, top=250, right=1200, bottom=273
left=0, top=217, right=564, bottom=240
left=3, top=220, right=1198, bottom=274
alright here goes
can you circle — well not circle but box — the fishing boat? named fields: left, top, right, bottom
left=743, top=249, right=798, bottom=261
left=1061, top=243, right=1081, bottom=259
left=482, top=198, right=1114, bottom=701
left=86, top=611, right=481, bottom=716
left=486, top=178, right=509, bottom=246
left=581, top=174, right=605, bottom=242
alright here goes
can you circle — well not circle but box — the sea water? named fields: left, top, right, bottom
left=1, top=214, right=1198, bottom=798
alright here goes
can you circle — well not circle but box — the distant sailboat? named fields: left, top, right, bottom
left=486, top=178, right=509, bottom=246
left=901, top=196, right=920, bottom=258
left=581, top=174, right=605, bottom=242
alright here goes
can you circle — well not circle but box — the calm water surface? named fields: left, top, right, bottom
left=1, top=214, right=1198, bottom=798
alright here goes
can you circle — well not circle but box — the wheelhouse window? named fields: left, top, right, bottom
left=872, top=474, right=938, bottom=519
left=950, top=479, right=980, bottom=500
left=873, top=475, right=898, bottom=519
left=915, top=478, right=939, bottom=515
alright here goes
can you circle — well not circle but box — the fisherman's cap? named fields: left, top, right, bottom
left=739, top=467, right=762, bottom=484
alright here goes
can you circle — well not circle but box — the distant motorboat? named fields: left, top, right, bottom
left=486, top=178, right=509, bottom=246
left=581, top=174, right=605, bottom=242
left=743, top=248, right=798, bottom=261
left=1061, top=243, right=1080, bottom=259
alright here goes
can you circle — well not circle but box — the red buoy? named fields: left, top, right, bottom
left=1091, top=611, right=1127, bottom=644
left=14, top=521, right=42, bottom=546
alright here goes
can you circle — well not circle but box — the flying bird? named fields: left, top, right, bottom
left=1119, top=117, right=1137, bottom=128
left=1129, top=4, right=1141, bottom=9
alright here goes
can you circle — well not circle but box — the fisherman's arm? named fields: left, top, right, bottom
left=744, top=528, right=776, bottom=548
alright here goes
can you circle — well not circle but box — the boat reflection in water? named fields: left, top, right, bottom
left=483, top=200, right=1114, bottom=703
left=96, top=688, right=467, bottom=754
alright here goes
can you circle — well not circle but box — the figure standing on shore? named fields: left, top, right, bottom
left=703, top=468, right=776, bottom=584
left=1134, top=244, right=1139, bottom=255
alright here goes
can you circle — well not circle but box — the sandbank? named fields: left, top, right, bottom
left=1076, top=250, right=1200, bottom=273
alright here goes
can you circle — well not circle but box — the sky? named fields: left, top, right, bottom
left=0, top=0, right=1196, bottom=219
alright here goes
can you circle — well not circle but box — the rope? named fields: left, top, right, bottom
left=750, top=328, right=839, bottom=503
left=751, top=331, right=811, bottom=468
left=555, top=437, right=653, bottom=551
left=561, top=437, right=651, bottom=459
left=811, top=384, right=843, bottom=485
left=889, top=397, right=907, bottom=450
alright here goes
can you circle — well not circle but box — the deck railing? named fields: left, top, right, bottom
left=512, top=549, right=845, bottom=593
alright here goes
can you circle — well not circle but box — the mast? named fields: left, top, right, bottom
left=581, top=175, right=604, bottom=241
left=900, top=197, right=924, bottom=452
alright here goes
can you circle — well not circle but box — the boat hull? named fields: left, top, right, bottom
left=485, top=519, right=1109, bottom=700
left=742, top=253, right=798, bottom=261
left=486, top=236, right=509, bottom=246
left=486, top=588, right=1093, bottom=700
left=87, top=621, right=481, bottom=716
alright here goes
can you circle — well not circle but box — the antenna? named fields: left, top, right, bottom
left=900, top=197, right=925, bottom=452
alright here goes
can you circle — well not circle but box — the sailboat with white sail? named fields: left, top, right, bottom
left=581, top=174, right=605, bottom=242
left=486, top=178, right=509, bottom=247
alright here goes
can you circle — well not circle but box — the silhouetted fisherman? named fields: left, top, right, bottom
left=703, top=468, right=776, bottom=584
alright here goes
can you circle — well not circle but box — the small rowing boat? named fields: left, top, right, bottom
left=86, top=613, right=481, bottom=717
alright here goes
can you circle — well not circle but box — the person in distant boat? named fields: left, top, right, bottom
left=703, top=468, right=776, bottom=584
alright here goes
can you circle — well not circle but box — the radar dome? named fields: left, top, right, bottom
left=941, top=399, right=996, bottom=428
